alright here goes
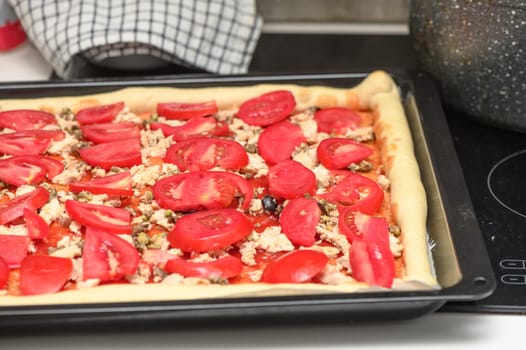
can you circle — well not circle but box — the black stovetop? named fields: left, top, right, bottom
left=443, top=110, right=526, bottom=314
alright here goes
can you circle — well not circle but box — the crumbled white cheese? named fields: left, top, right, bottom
left=390, top=234, right=403, bottom=257
left=46, top=133, right=79, bottom=156
left=131, top=164, right=162, bottom=187
left=0, top=224, right=27, bottom=236
left=127, top=261, right=151, bottom=284
left=245, top=153, right=268, bottom=178
left=114, top=107, right=143, bottom=124
left=149, top=209, right=175, bottom=230
left=50, top=236, right=82, bottom=258
left=378, top=174, right=390, bottom=191
left=292, top=144, right=318, bottom=169
left=52, top=158, right=88, bottom=185
left=39, top=198, right=70, bottom=225
left=317, top=263, right=356, bottom=285
left=346, top=126, right=374, bottom=142
left=238, top=240, right=257, bottom=266
left=256, top=226, right=295, bottom=253
left=230, top=118, right=261, bottom=146
left=313, top=165, right=331, bottom=189
left=316, top=223, right=350, bottom=255
left=15, top=184, right=37, bottom=197
left=248, top=198, right=264, bottom=216
left=140, top=129, right=174, bottom=161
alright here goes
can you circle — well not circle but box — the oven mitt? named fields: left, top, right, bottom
left=8, top=0, right=263, bottom=78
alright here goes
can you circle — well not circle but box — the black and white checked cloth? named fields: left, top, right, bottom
left=8, top=0, right=263, bottom=78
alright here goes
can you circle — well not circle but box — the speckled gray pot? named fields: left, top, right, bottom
left=409, top=0, right=526, bottom=132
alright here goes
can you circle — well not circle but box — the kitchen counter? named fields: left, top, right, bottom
left=1, top=33, right=525, bottom=348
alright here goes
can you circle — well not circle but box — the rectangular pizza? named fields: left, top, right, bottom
left=0, top=70, right=439, bottom=306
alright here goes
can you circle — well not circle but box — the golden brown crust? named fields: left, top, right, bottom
left=0, top=70, right=438, bottom=306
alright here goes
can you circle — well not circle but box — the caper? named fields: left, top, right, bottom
left=261, top=195, right=278, bottom=213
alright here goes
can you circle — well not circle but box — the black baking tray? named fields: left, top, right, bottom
left=0, top=71, right=495, bottom=331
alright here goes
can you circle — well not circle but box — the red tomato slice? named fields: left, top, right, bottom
left=236, top=90, right=296, bottom=126
left=164, top=255, right=243, bottom=279
left=19, top=256, right=72, bottom=295
left=317, top=138, right=373, bottom=169
left=23, top=208, right=49, bottom=240
left=167, top=208, right=253, bottom=252
left=157, top=101, right=218, bottom=120
left=0, top=109, right=57, bottom=131
left=0, top=130, right=64, bottom=156
left=314, top=107, right=361, bottom=135
left=320, top=171, right=384, bottom=215
left=0, top=156, right=46, bottom=186
left=76, top=102, right=125, bottom=125
left=83, top=227, right=139, bottom=281
left=164, top=137, right=248, bottom=172
left=258, top=120, right=306, bottom=165
left=68, top=171, right=134, bottom=196
left=279, top=198, right=321, bottom=247
left=65, top=200, right=132, bottom=234
left=342, top=211, right=394, bottom=288
left=0, top=235, right=30, bottom=268
left=349, top=231, right=394, bottom=288
left=153, top=171, right=253, bottom=212
left=261, top=250, right=328, bottom=283
left=80, top=122, right=140, bottom=144
left=0, top=187, right=49, bottom=225
left=0, top=257, right=8, bottom=290
left=78, top=139, right=142, bottom=170
left=0, top=155, right=64, bottom=186
left=150, top=116, right=229, bottom=142
left=268, top=160, right=317, bottom=200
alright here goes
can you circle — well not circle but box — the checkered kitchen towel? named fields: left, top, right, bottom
left=8, top=0, right=263, bottom=78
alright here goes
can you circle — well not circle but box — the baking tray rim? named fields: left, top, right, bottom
left=0, top=70, right=496, bottom=318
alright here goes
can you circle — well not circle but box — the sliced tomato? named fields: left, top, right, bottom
left=341, top=211, right=394, bottom=288
left=157, top=101, right=218, bottom=120
left=258, top=120, right=306, bottom=165
left=314, top=107, right=361, bottom=135
left=268, top=160, right=317, bottom=200
left=0, top=257, right=8, bottom=290
left=164, top=255, right=243, bottom=279
left=261, top=250, right=328, bottom=283
left=167, top=208, right=252, bottom=252
left=153, top=171, right=253, bottom=212
left=320, top=171, right=384, bottom=215
left=83, top=227, right=140, bottom=281
left=0, top=235, right=30, bottom=268
left=164, top=137, right=248, bottom=172
left=279, top=198, right=321, bottom=247
left=23, top=208, right=49, bottom=240
left=76, top=102, right=125, bottom=125
left=65, top=200, right=132, bottom=234
left=78, top=139, right=142, bottom=170
left=150, top=116, right=229, bottom=142
left=0, top=155, right=64, bottom=186
left=350, top=237, right=394, bottom=287
left=0, top=157, right=46, bottom=187
left=0, top=187, right=49, bottom=225
left=19, top=256, right=72, bottom=295
left=236, top=90, right=296, bottom=126
left=68, top=171, right=134, bottom=196
left=0, top=130, right=64, bottom=156
left=0, top=109, right=57, bottom=131
left=80, top=122, right=140, bottom=144
left=317, top=138, right=373, bottom=169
